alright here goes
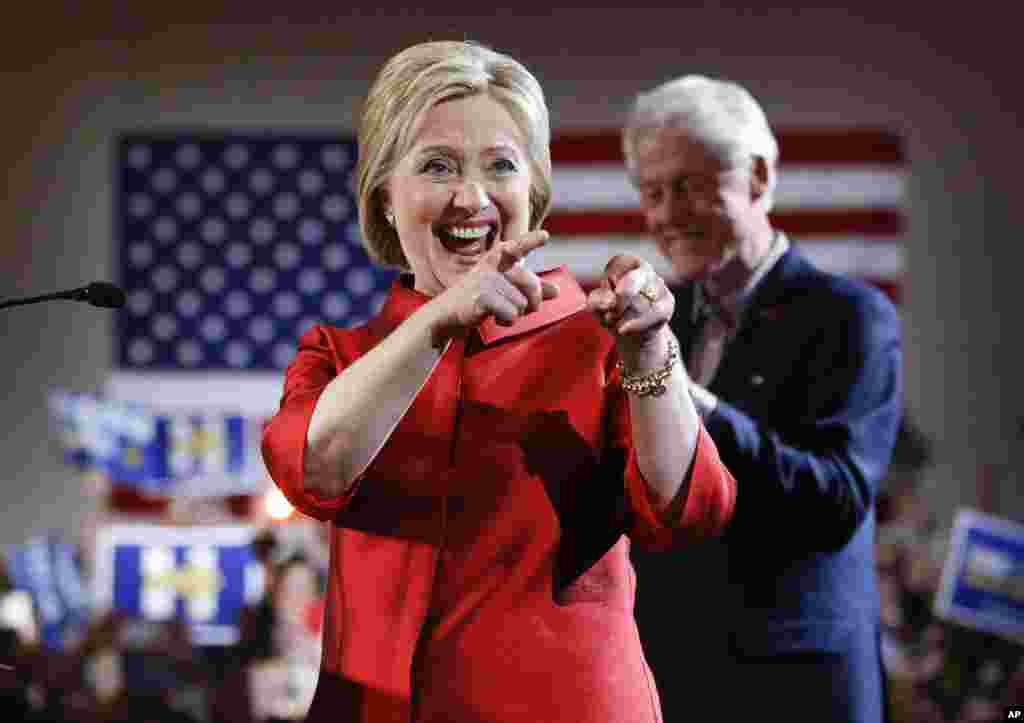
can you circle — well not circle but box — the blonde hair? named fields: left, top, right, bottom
left=356, top=40, right=552, bottom=269
left=623, top=75, right=779, bottom=210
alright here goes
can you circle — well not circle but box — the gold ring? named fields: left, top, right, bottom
left=638, top=284, right=659, bottom=305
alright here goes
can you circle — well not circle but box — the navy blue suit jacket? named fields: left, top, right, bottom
left=633, top=246, right=902, bottom=722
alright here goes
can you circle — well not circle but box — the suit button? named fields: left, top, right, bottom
left=750, top=374, right=765, bottom=386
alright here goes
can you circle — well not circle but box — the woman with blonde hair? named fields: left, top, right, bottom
left=262, top=40, right=736, bottom=722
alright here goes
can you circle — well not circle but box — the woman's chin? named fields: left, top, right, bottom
left=423, top=252, right=488, bottom=291
left=446, top=255, right=485, bottom=276
left=428, top=261, right=474, bottom=291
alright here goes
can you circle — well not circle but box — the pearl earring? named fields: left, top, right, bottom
left=385, top=210, right=395, bottom=227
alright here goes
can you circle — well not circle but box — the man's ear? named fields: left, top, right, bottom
left=750, top=155, right=770, bottom=203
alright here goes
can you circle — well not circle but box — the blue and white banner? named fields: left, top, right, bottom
left=92, top=524, right=265, bottom=646
left=49, top=389, right=269, bottom=497
left=935, top=507, right=1024, bottom=642
left=3, top=534, right=90, bottom=650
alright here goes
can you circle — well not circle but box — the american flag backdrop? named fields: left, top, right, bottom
left=536, top=129, right=905, bottom=301
left=116, top=135, right=395, bottom=377
left=107, top=128, right=906, bottom=485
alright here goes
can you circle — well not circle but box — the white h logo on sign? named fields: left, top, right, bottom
left=141, top=544, right=224, bottom=622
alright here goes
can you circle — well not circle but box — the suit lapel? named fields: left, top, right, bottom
left=741, top=247, right=809, bottom=321
left=703, top=249, right=812, bottom=396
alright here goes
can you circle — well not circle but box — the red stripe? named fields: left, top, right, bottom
left=775, top=209, right=905, bottom=235
left=109, top=485, right=254, bottom=518
left=544, top=209, right=905, bottom=236
left=109, top=485, right=169, bottom=515
left=551, top=128, right=904, bottom=166
left=777, top=129, right=905, bottom=165
left=868, top=279, right=903, bottom=304
left=551, top=133, right=625, bottom=164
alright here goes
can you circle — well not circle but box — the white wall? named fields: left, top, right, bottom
left=1, top=3, right=1020, bottom=544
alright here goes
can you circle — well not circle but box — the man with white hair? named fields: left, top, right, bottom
left=623, top=75, right=903, bottom=723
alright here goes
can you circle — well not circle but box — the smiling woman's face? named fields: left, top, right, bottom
left=385, top=93, right=533, bottom=296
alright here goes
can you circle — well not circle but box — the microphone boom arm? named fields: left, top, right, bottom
left=0, top=282, right=125, bottom=310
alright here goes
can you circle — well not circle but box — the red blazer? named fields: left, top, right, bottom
left=262, top=268, right=736, bottom=722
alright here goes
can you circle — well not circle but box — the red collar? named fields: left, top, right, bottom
left=376, top=266, right=588, bottom=344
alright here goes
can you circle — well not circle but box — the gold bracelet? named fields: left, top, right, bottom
left=617, top=337, right=680, bottom=397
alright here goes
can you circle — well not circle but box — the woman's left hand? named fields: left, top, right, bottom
left=587, top=254, right=674, bottom=369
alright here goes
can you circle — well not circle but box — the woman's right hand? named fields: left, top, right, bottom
left=430, top=230, right=560, bottom=338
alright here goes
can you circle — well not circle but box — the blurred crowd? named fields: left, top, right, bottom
left=0, top=518, right=328, bottom=723
left=1, top=417, right=1022, bottom=722
left=877, top=422, right=1023, bottom=723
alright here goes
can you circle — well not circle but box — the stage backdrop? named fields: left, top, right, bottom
left=103, top=128, right=905, bottom=417
left=97, top=128, right=905, bottom=493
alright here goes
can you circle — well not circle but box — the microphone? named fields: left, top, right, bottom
left=0, top=282, right=126, bottom=310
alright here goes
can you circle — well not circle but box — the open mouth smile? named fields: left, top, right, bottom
left=435, top=223, right=499, bottom=256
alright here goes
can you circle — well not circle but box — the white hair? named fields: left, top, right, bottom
left=623, top=75, right=779, bottom=210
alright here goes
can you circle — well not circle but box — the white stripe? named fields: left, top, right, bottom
left=529, top=236, right=674, bottom=278
left=106, top=371, right=283, bottom=417
left=776, top=167, right=907, bottom=210
left=550, top=167, right=640, bottom=210
left=530, top=235, right=905, bottom=280
left=99, top=523, right=255, bottom=547
left=551, top=165, right=907, bottom=210
left=799, top=239, right=905, bottom=279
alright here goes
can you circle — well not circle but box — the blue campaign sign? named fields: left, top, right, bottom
left=92, top=524, right=265, bottom=645
left=935, top=507, right=1024, bottom=642
left=48, top=389, right=270, bottom=498
left=3, top=534, right=90, bottom=650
